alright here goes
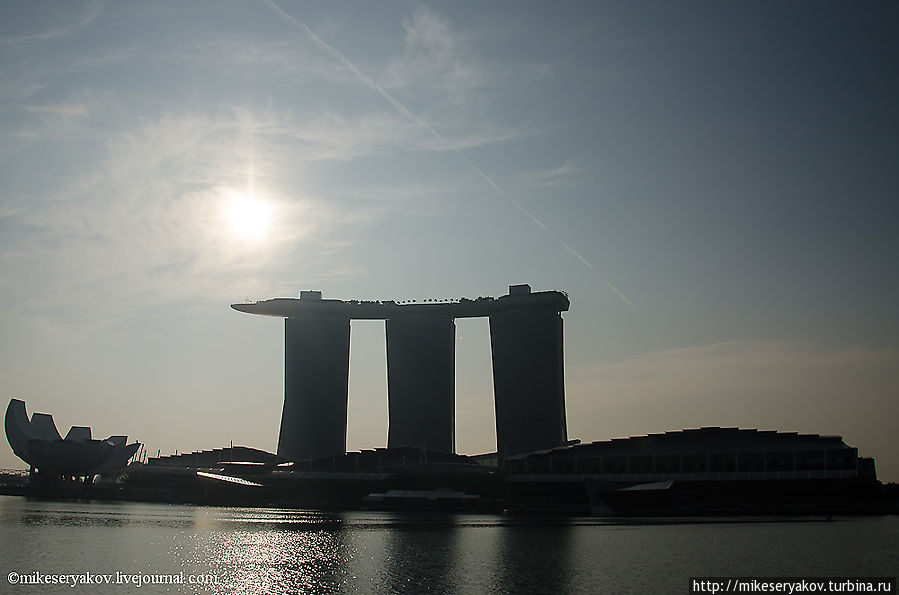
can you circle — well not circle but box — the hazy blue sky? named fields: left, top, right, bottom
left=2, top=1, right=897, bottom=480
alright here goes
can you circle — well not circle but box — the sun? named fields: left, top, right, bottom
left=226, top=192, right=272, bottom=242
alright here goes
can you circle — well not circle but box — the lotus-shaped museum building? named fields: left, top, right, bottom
left=5, top=398, right=140, bottom=476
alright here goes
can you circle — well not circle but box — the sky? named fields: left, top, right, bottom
left=1, top=1, right=897, bottom=481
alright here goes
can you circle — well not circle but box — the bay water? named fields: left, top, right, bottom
left=1, top=496, right=896, bottom=593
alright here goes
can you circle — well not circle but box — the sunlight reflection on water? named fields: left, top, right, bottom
left=1, top=498, right=897, bottom=593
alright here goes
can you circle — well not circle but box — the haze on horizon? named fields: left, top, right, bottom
left=1, top=1, right=897, bottom=481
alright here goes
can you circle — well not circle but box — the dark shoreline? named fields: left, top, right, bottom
left=2, top=472, right=896, bottom=517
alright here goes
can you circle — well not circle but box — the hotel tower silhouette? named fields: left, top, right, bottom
left=232, top=284, right=569, bottom=462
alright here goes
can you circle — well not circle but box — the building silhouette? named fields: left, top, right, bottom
left=385, top=314, right=456, bottom=453
left=5, top=398, right=140, bottom=477
left=232, top=284, right=570, bottom=462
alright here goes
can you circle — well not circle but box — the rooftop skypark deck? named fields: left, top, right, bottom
left=231, top=284, right=570, bottom=319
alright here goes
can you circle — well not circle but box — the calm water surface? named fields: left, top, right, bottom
left=0, top=496, right=896, bottom=593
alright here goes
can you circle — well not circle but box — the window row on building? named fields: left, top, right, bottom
left=509, top=448, right=859, bottom=475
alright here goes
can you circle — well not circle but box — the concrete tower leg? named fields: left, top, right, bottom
left=278, top=314, right=350, bottom=461
left=489, top=308, right=567, bottom=459
left=386, top=315, right=455, bottom=452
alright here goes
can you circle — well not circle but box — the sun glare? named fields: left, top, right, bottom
left=226, top=193, right=272, bottom=242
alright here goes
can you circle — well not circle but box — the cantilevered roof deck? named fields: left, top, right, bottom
left=232, top=289, right=569, bottom=319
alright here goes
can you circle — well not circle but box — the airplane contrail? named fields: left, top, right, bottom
left=260, top=0, right=637, bottom=310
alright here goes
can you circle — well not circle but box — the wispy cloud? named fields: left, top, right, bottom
left=13, top=102, right=90, bottom=139
left=0, top=110, right=373, bottom=326
left=383, top=5, right=480, bottom=105
left=1, top=0, right=103, bottom=46
left=167, top=35, right=362, bottom=89
left=339, top=182, right=458, bottom=215
left=25, top=103, right=88, bottom=117
left=260, top=0, right=637, bottom=310
left=3, top=92, right=519, bottom=327
left=526, top=161, right=586, bottom=189
left=1, top=0, right=637, bottom=326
